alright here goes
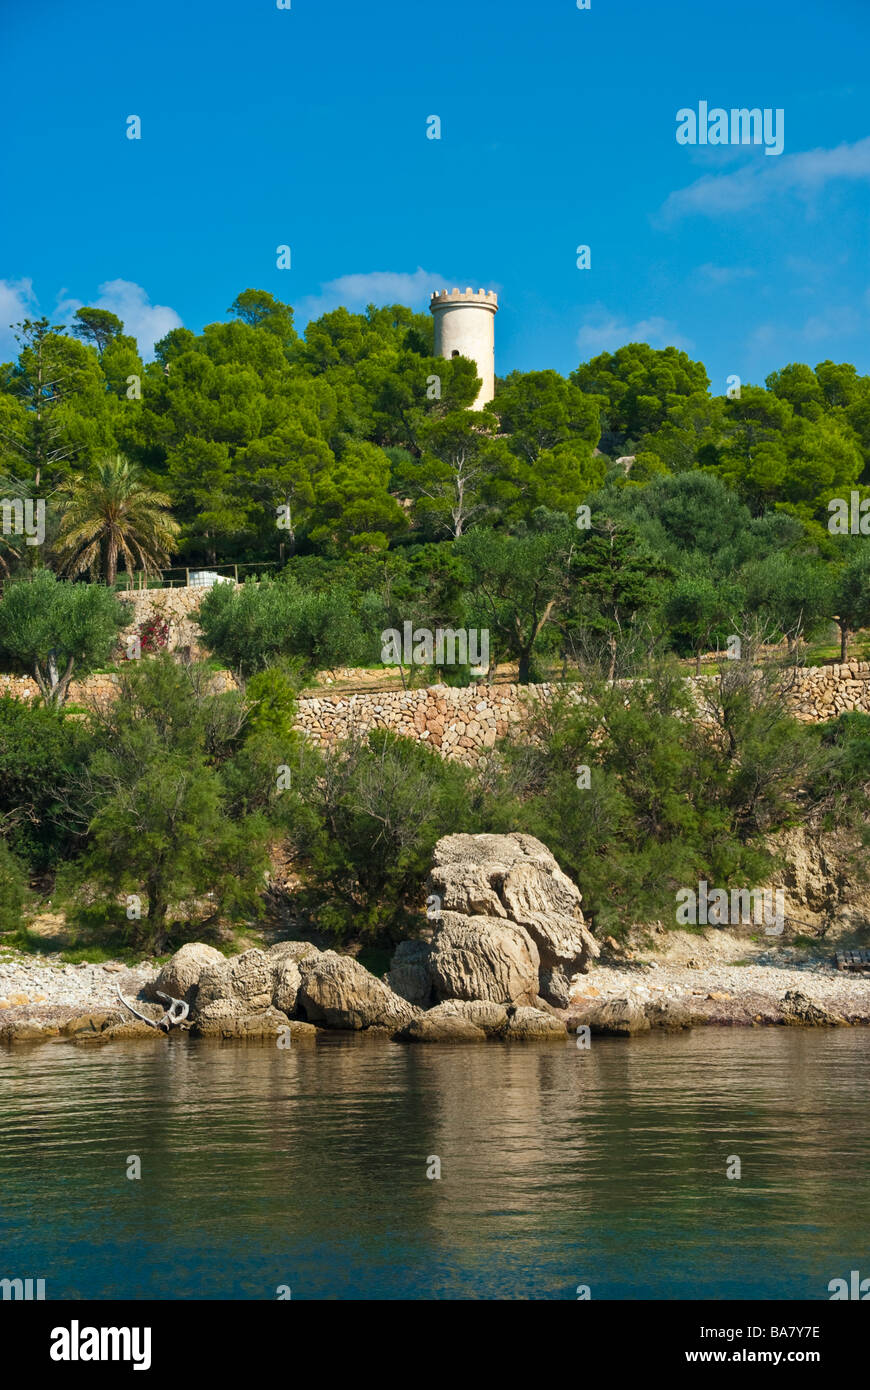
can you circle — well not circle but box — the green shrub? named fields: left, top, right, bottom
left=0, top=839, right=28, bottom=934
left=495, top=661, right=824, bottom=936
left=70, top=654, right=272, bottom=952
left=283, top=729, right=483, bottom=942
left=0, top=695, right=91, bottom=869
left=198, top=575, right=374, bottom=676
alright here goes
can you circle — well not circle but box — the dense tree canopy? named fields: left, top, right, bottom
left=0, top=293, right=866, bottom=684
left=1, top=295, right=868, bottom=954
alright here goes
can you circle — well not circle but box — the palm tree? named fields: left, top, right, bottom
left=0, top=519, right=22, bottom=582
left=0, top=476, right=29, bottom=587
left=55, top=455, right=180, bottom=586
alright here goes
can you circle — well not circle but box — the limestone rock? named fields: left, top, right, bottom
left=644, top=998, right=694, bottom=1031
left=428, top=911, right=540, bottom=1006
left=267, top=941, right=320, bottom=967
left=83, top=1020, right=166, bottom=1042
left=297, top=951, right=420, bottom=1031
left=272, top=960, right=302, bottom=1015
left=399, top=1011, right=487, bottom=1043
left=191, top=945, right=318, bottom=1028
left=0, top=1019, right=60, bottom=1041
left=428, top=833, right=512, bottom=918
left=771, top=827, right=845, bottom=921
left=432, top=999, right=509, bottom=1037
left=277, top=1019, right=318, bottom=1042
left=505, top=1006, right=567, bottom=1040
left=151, top=943, right=225, bottom=1006
left=386, top=939, right=433, bottom=1008
left=780, top=989, right=843, bottom=1027
left=194, top=949, right=274, bottom=1026
left=60, top=1010, right=166, bottom=1043
left=532, top=995, right=562, bottom=1017
left=571, top=997, right=651, bottom=1036
left=193, top=1005, right=294, bottom=1039
left=69, top=1014, right=165, bottom=1042
left=267, top=941, right=319, bottom=1015
left=60, top=1011, right=120, bottom=1036
left=426, top=833, right=599, bottom=1003
left=539, top=966, right=574, bottom=1008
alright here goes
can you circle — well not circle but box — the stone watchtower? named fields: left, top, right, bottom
left=429, top=288, right=498, bottom=409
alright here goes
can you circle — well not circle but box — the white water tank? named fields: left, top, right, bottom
left=189, top=571, right=234, bottom=588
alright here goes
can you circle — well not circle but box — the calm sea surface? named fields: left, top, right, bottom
left=1, top=1029, right=868, bottom=1300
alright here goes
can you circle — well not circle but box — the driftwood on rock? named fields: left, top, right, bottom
left=117, top=985, right=189, bottom=1032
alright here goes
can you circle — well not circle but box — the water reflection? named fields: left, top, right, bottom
left=0, top=1029, right=867, bottom=1299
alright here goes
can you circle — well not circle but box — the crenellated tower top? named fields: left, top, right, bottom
left=430, top=287, right=498, bottom=311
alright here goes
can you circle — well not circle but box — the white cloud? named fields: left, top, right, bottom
left=695, top=263, right=757, bottom=287
left=800, top=304, right=862, bottom=342
left=57, top=279, right=182, bottom=359
left=660, top=136, right=870, bottom=220
left=746, top=299, right=865, bottom=357
left=747, top=322, right=778, bottom=350
left=296, top=267, right=452, bottom=323
left=0, top=278, right=38, bottom=357
left=576, top=308, right=693, bottom=357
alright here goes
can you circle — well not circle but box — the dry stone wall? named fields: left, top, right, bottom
left=114, top=586, right=208, bottom=657
left=298, top=684, right=527, bottom=759
left=296, top=662, right=870, bottom=764
left=0, top=666, right=235, bottom=708
left=1, top=620, right=868, bottom=764
left=786, top=661, right=870, bottom=720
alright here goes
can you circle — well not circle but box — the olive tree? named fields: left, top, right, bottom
left=0, top=571, right=127, bottom=705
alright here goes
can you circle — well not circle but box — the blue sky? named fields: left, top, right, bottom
left=1, top=0, right=868, bottom=393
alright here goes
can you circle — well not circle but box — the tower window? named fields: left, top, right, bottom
left=451, top=350, right=460, bottom=358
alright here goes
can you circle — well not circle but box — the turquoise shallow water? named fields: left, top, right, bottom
left=0, top=1028, right=868, bottom=1300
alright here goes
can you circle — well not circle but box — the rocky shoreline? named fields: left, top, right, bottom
left=3, top=833, right=869, bottom=1043
left=1, top=944, right=868, bottom=1043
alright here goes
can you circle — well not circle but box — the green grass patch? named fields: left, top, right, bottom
left=0, top=927, right=45, bottom=955
left=60, top=944, right=126, bottom=965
